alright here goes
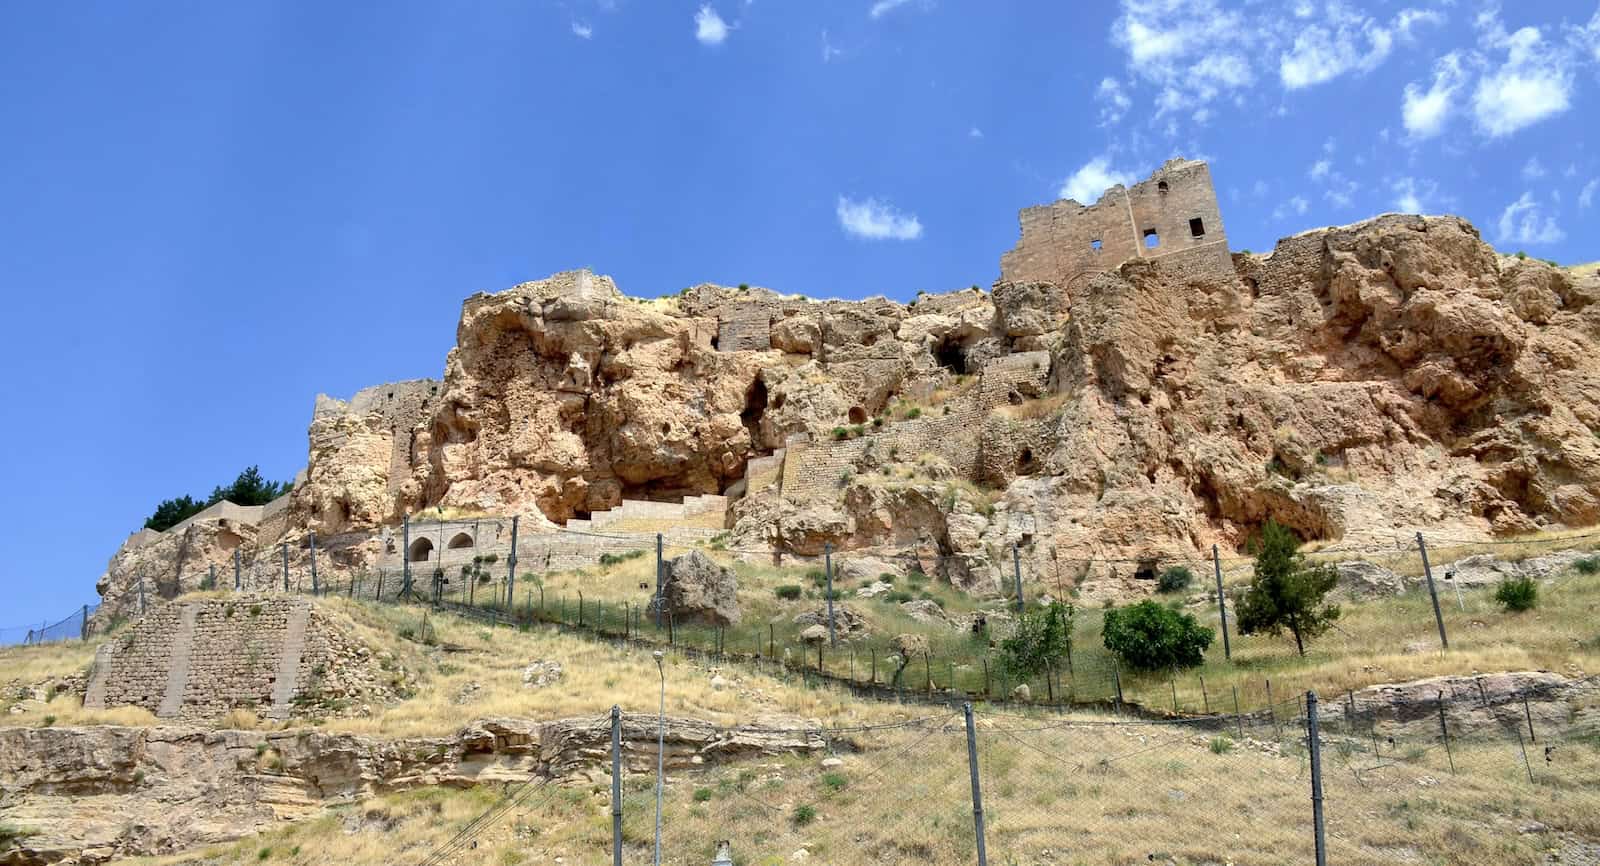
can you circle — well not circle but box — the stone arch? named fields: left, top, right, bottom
left=447, top=532, right=474, bottom=549
left=408, top=537, right=434, bottom=562
left=847, top=406, right=867, bottom=425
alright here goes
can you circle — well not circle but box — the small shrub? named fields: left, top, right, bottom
left=872, top=416, right=884, bottom=427
left=738, top=283, right=750, bottom=291
left=1209, top=737, right=1233, bottom=754
left=1156, top=566, right=1194, bottom=594
left=832, top=427, right=849, bottom=440
left=905, top=407, right=922, bottom=420
left=1102, top=600, right=1214, bottom=670
left=249, top=604, right=262, bottom=617
left=1494, top=576, right=1539, bottom=612
left=693, top=787, right=713, bottom=802
left=824, top=589, right=844, bottom=601
left=258, top=848, right=272, bottom=861
left=775, top=585, right=803, bottom=601
left=806, top=568, right=827, bottom=587
left=884, top=590, right=914, bottom=604
left=1574, top=556, right=1600, bottom=575
left=0, top=823, right=37, bottom=845
left=821, top=772, right=847, bottom=791
left=792, top=804, right=817, bottom=826
left=838, top=469, right=853, bottom=487
left=41, top=715, right=56, bottom=727
left=878, top=573, right=896, bottom=584
left=850, top=424, right=865, bottom=437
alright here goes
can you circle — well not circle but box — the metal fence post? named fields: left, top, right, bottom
left=611, top=705, right=624, bottom=866
left=1307, top=691, right=1327, bottom=866
left=1213, top=544, right=1231, bottom=661
left=1012, top=543, right=1024, bottom=613
left=310, top=531, right=319, bottom=596
left=655, top=533, right=664, bottom=629
left=1416, top=533, right=1449, bottom=650
left=80, top=604, right=89, bottom=640
left=1437, top=691, right=1456, bottom=774
left=507, top=515, right=519, bottom=610
left=402, top=513, right=412, bottom=598
left=963, top=702, right=990, bottom=866
left=824, top=542, right=836, bottom=647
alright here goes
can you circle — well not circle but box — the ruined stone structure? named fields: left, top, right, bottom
left=1001, top=157, right=1231, bottom=288
left=83, top=596, right=399, bottom=720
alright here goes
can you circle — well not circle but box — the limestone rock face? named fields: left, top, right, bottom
left=651, top=550, right=740, bottom=626
left=96, top=213, right=1600, bottom=613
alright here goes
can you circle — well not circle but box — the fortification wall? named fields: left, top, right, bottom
left=1000, top=158, right=1230, bottom=288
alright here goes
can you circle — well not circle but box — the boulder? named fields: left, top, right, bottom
left=799, top=625, right=828, bottom=643
left=836, top=555, right=908, bottom=584
left=855, top=581, right=893, bottom=599
left=649, top=550, right=740, bottom=626
left=1332, top=561, right=1406, bottom=598
left=793, top=605, right=870, bottom=637
left=1441, top=550, right=1591, bottom=589
left=899, top=599, right=949, bottom=625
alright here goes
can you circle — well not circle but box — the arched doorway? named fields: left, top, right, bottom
left=447, top=532, right=474, bottom=549
left=408, top=537, right=434, bottom=562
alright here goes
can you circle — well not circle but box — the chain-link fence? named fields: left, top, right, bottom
left=0, top=603, right=98, bottom=646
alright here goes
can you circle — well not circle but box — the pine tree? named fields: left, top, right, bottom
left=1236, top=520, right=1341, bottom=656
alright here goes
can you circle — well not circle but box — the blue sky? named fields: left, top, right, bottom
left=1, top=0, right=1596, bottom=633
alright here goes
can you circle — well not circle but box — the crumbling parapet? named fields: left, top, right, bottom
left=1001, top=157, right=1230, bottom=289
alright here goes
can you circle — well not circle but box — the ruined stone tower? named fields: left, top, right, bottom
left=1000, top=157, right=1229, bottom=287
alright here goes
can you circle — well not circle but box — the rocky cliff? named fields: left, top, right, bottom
left=93, top=210, right=1600, bottom=617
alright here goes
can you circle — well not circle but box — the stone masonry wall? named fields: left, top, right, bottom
left=83, top=596, right=391, bottom=720
left=1001, top=158, right=1229, bottom=288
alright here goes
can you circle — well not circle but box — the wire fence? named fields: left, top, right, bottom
left=40, top=516, right=1600, bottom=724
left=0, top=603, right=97, bottom=646
left=402, top=679, right=1600, bottom=865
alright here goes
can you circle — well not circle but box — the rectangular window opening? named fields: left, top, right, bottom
left=1090, top=239, right=1103, bottom=251
left=1189, top=217, right=1206, bottom=238
left=1143, top=229, right=1159, bottom=249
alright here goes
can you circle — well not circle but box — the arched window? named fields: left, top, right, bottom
left=447, top=532, right=474, bottom=549
left=1157, top=180, right=1169, bottom=193
left=408, top=537, right=434, bottom=562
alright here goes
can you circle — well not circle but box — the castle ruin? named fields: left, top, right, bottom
left=1000, top=157, right=1230, bottom=287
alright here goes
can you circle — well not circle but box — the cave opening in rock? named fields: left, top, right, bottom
left=741, top=376, right=768, bottom=445
left=848, top=406, right=867, bottom=425
left=447, top=532, right=474, bottom=549
left=1017, top=447, right=1035, bottom=474
left=934, top=337, right=968, bottom=374
left=408, top=537, right=434, bottom=562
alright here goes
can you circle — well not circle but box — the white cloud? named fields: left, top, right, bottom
left=1497, top=192, right=1565, bottom=245
left=1522, top=157, right=1547, bottom=181
left=1472, top=26, right=1574, bottom=137
left=1307, top=157, right=1359, bottom=208
left=571, top=20, right=593, bottom=39
left=968, top=127, right=983, bottom=139
left=1396, top=8, right=1445, bottom=41
left=1401, top=52, right=1465, bottom=139
left=1272, top=195, right=1310, bottom=220
left=1097, top=77, right=1132, bottom=126
left=836, top=196, right=923, bottom=241
left=1110, top=0, right=1257, bottom=118
left=1580, top=178, right=1599, bottom=210
left=868, top=0, right=916, bottom=19
left=821, top=29, right=841, bottom=62
left=1309, top=159, right=1332, bottom=180
left=694, top=4, right=729, bottom=45
left=1279, top=11, right=1395, bottom=90
left=1392, top=176, right=1436, bottom=213
left=1058, top=156, right=1135, bottom=205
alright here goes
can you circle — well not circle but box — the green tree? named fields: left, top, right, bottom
left=1236, top=520, right=1341, bottom=656
left=208, top=465, right=288, bottom=506
left=1102, top=600, right=1213, bottom=670
left=997, top=600, right=1075, bottom=681
left=144, top=495, right=207, bottom=531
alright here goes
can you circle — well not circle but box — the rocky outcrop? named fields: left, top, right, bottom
left=94, top=207, right=1600, bottom=614
left=650, top=550, right=740, bottom=626
left=0, top=714, right=822, bottom=864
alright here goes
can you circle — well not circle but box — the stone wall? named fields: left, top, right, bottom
left=1001, top=158, right=1229, bottom=288
left=83, top=596, right=390, bottom=720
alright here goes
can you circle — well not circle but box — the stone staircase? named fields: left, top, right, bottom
left=563, top=494, right=729, bottom=533
left=266, top=603, right=310, bottom=721
left=156, top=604, right=197, bottom=719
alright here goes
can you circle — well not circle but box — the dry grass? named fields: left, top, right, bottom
left=991, top=391, right=1070, bottom=421
left=113, top=703, right=1600, bottom=866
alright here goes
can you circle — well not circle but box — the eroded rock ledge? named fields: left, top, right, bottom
left=0, top=714, right=822, bottom=865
